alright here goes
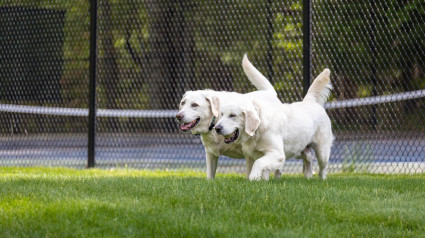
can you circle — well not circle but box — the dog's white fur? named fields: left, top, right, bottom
left=176, top=55, right=281, bottom=179
left=215, top=69, right=334, bottom=180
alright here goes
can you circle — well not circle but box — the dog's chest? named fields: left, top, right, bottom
left=241, top=139, right=264, bottom=160
left=221, top=144, right=244, bottom=158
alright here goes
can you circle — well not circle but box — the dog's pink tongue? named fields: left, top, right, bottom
left=180, top=122, right=193, bottom=131
left=180, top=124, right=189, bottom=131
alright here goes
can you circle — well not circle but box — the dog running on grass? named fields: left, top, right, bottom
left=214, top=69, right=334, bottom=180
left=176, top=55, right=281, bottom=179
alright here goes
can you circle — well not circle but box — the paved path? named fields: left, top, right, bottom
left=1, top=133, right=424, bottom=174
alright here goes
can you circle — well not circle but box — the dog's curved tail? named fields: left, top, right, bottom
left=242, top=54, right=275, bottom=92
left=303, top=69, right=332, bottom=106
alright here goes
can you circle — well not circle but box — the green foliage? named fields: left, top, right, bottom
left=314, top=0, right=425, bottom=91
left=1, top=167, right=425, bottom=237
left=1, top=0, right=424, bottom=132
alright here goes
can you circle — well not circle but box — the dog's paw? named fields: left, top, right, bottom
left=319, top=170, right=327, bottom=180
left=249, top=170, right=263, bottom=181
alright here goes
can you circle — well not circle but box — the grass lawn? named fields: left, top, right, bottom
left=0, top=167, right=424, bottom=237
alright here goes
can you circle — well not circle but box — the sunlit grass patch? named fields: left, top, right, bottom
left=1, top=167, right=424, bottom=237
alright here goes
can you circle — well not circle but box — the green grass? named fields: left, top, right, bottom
left=1, top=167, right=424, bottom=237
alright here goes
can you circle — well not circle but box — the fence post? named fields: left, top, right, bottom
left=302, top=0, right=311, bottom=97
left=88, top=0, right=98, bottom=168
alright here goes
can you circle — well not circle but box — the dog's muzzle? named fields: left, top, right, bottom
left=179, top=118, right=200, bottom=132
left=223, top=129, right=239, bottom=144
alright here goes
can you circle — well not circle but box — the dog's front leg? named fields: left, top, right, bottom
left=274, top=169, right=282, bottom=179
left=249, top=152, right=285, bottom=181
left=245, top=157, right=255, bottom=179
left=206, top=152, right=219, bottom=179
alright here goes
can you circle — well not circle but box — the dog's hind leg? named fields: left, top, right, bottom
left=301, top=147, right=313, bottom=179
left=312, top=144, right=330, bottom=180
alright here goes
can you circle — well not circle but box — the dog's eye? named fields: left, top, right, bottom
left=181, top=101, right=185, bottom=106
left=229, top=114, right=236, bottom=118
left=191, top=103, right=199, bottom=107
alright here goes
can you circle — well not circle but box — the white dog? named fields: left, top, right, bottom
left=214, top=69, right=333, bottom=180
left=176, top=55, right=281, bottom=179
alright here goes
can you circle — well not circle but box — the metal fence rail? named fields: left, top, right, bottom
left=0, top=0, right=424, bottom=174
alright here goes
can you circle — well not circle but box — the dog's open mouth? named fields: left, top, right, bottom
left=224, top=129, right=239, bottom=144
left=180, top=118, right=200, bottom=132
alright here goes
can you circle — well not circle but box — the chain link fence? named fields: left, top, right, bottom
left=1, top=0, right=424, bottom=174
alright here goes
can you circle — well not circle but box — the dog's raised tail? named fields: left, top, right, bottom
left=303, top=69, right=332, bottom=106
left=242, top=54, right=275, bottom=92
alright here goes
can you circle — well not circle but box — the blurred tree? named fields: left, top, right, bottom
left=2, top=0, right=422, bottom=133
left=389, top=0, right=425, bottom=113
left=99, top=0, right=119, bottom=111
left=313, top=0, right=424, bottom=105
left=145, top=0, right=190, bottom=110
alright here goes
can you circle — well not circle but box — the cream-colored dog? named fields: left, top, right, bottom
left=176, top=55, right=281, bottom=179
left=214, top=69, right=333, bottom=180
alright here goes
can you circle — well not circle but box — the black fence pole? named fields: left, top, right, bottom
left=87, top=0, right=98, bottom=168
left=302, top=0, right=311, bottom=97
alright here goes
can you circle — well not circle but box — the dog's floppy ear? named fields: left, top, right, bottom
left=243, top=105, right=261, bottom=136
left=205, top=95, right=220, bottom=117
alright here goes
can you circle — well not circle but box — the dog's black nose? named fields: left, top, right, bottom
left=215, top=125, right=223, bottom=134
left=176, top=113, right=183, bottom=121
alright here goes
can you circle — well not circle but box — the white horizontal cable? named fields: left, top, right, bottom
left=0, top=104, right=88, bottom=117
left=324, top=89, right=425, bottom=109
left=0, top=104, right=178, bottom=118
left=97, top=109, right=178, bottom=118
left=1, top=89, right=424, bottom=117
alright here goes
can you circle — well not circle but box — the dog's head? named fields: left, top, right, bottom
left=214, top=100, right=261, bottom=144
left=176, top=90, right=220, bottom=134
